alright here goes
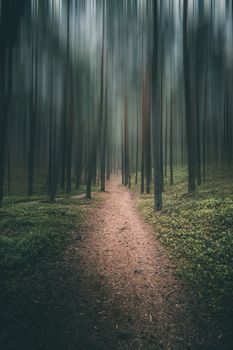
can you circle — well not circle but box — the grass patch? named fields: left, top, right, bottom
left=134, top=168, right=233, bottom=326
left=0, top=194, right=88, bottom=349
left=0, top=201, right=82, bottom=274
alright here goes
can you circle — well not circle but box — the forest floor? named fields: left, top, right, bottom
left=1, top=174, right=232, bottom=349
left=65, top=176, right=210, bottom=350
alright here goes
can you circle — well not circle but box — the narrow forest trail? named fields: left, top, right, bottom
left=67, top=176, right=205, bottom=350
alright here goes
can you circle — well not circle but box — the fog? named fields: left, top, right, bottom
left=0, top=0, right=232, bottom=207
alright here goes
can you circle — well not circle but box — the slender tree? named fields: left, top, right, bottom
left=152, top=0, right=163, bottom=210
left=183, top=0, right=196, bottom=192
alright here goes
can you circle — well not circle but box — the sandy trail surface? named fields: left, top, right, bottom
left=66, top=176, right=205, bottom=349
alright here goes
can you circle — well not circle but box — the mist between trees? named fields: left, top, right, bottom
left=0, top=0, right=232, bottom=209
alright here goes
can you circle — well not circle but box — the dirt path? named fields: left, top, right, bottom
left=64, top=176, right=207, bottom=350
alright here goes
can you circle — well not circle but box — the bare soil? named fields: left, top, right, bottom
left=64, top=176, right=210, bottom=349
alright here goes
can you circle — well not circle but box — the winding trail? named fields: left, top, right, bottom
left=67, top=176, right=204, bottom=349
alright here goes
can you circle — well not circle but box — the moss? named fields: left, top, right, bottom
left=135, top=168, right=233, bottom=320
left=0, top=200, right=84, bottom=277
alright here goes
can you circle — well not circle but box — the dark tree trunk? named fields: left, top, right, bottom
left=135, top=100, right=139, bottom=185
left=183, top=0, right=196, bottom=192
left=0, top=0, right=28, bottom=204
left=170, top=100, right=173, bottom=186
left=145, top=72, right=151, bottom=194
left=99, top=0, right=107, bottom=192
left=141, top=73, right=146, bottom=194
left=152, top=0, right=162, bottom=210
left=123, top=94, right=129, bottom=186
left=28, top=35, right=38, bottom=196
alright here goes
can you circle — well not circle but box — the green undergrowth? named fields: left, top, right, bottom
left=134, top=168, right=233, bottom=324
left=0, top=191, right=95, bottom=349
left=0, top=201, right=84, bottom=276
left=3, top=184, right=90, bottom=206
left=3, top=168, right=99, bottom=205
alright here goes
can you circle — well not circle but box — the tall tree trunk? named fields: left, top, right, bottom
left=135, top=100, right=139, bottom=185
left=123, top=94, right=129, bottom=186
left=99, top=0, right=107, bottom=192
left=141, top=73, right=146, bottom=194
left=170, top=98, right=173, bottom=186
left=0, top=1, right=28, bottom=204
left=152, top=0, right=162, bottom=210
left=183, top=0, right=196, bottom=192
left=145, top=71, right=151, bottom=194
left=28, top=32, right=38, bottom=196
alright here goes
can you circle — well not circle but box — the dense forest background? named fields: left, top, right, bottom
left=1, top=0, right=232, bottom=206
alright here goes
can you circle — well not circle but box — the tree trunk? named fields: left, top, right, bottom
left=183, top=0, right=196, bottom=192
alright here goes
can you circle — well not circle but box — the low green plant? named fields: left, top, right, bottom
left=135, top=168, right=233, bottom=320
